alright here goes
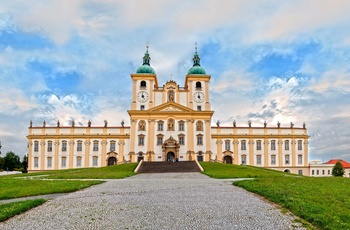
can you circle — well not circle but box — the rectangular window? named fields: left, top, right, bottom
left=197, top=136, right=203, bottom=145
left=140, top=105, right=145, bottom=110
left=179, top=123, right=184, bottom=131
left=93, top=156, right=98, bottom=166
left=47, top=142, right=52, bottom=152
left=317, top=170, right=319, bottom=175
left=298, top=170, right=303, bottom=175
left=298, top=155, right=302, bottom=164
left=158, top=123, right=163, bottom=131
left=285, top=141, right=289, bottom=150
left=61, top=157, right=66, bottom=167
left=62, top=142, right=67, bottom=152
left=77, top=142, right=82, bottom=151
left=139, top=136, right=144, bottom=146
left=157, top=137, right=163, bottom=145
left=312, top=170, right=314, bottom=175
left=256, top=141, right=261, bottom=150
left=271, top=155, right=276, bottom=165
left=197, top=106, right=201, bottom=111
left=257, top=155, right=261, bottom=165
left=285, top=155, right=290, bottom=164
left=225, top=141, right=230, bottom=151
left=322, top=170, right=325, bottom=175
left=47, top=157, right=52, bottom=168
left=328, top=170, right=330, bottom=175
left=179, top=136, right=185, bottom=145
left=241, top=141, right=246, bottom=150
left=76, top=157, right=82, bottom=167
left=241, top=155, right=246, bottom=164
left=34, top=157, right=39, bottom=167
left=298, top=140, right=302, bottom=150
left=271, top=141, right=276, bottom=151
left=93, top=142, right=98, bottom=151
left=34, top=142, right=39, bottom=152
left=110, top=142, right=116, bottom=151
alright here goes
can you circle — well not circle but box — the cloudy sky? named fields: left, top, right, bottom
left=0, top=0, right=349, bottom=162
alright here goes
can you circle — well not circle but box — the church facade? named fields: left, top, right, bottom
left=27, top=46, right=310, bottom=175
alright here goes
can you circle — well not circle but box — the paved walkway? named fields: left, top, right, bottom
left=0, top=173, right=305, bottom=230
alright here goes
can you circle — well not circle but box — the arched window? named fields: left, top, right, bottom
left=196, top=81, right=202, bottom=89
left=140, top=81, right=146, bottom=87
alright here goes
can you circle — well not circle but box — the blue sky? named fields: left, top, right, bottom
left=0, top=0, right=349, bottom=162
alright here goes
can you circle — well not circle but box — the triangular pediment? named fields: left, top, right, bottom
left=149, top=102, right=195, bottom=113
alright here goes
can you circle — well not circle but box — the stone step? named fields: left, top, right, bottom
left=137, top=161, right=201, bottom=173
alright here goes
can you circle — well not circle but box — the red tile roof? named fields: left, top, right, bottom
left=323, top=159, right=350, bottom=168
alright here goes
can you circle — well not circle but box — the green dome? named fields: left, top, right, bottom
left=188, top=48, right=206, bottom=75
left=136, top=46, right=156, bottom=74
left=188, top=65, right=206, bottom=75
left=136, top=64, right=155, bottom=74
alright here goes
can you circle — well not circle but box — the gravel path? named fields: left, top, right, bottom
left=0, top=173, right=305, bottom=230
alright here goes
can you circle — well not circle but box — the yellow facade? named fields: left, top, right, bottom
left=27, top=47, right=310, bottom=175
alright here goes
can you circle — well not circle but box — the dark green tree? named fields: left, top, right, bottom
left=22, top=154, right=28, bottom=173
left=332, top=161, right=345, bottom=177
left=0, top=157, right=4, bottom=170
left=3, top=151, right=21, bottom=171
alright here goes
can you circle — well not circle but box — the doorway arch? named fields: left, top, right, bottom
left=223, top=155, right=232, bottom=164
left=167, top=152, right=175, bottom=161
left=107, top=157, right=117, bottom=166
left=284, top=169, right=291, bottom=173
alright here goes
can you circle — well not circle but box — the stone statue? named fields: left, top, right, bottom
left=43, top=120, right=46, bottom=127
left=196, top=121, right=203, bottom=131
left=57, top=120, right=60, bottom=127
left=139, top=121, right=146, bottom=131
left=29, top=120, right=32, bottom=128
left=248, top=120, right=251, bottom=127
left=264, top=120, right=267, bottom=128
left=277, top=121, right=281, bottom=128
left=233, top=120, right=236, bottom=127
left=71, top=120, right=75, bottom=127
left=290, top=122, right=294, bottom=128
left=121, top=119, right=125, bottom=127
left=168, top=90, right=174, bottom=102
left=216, top=120, right=220, bottom=127
left=88, top=120, right=91, bottom=127
left=168, top=121, right=174, bottom=130
left=104, top=120, right=108, bottom=127
left=303, top=122, right=306, bottom=129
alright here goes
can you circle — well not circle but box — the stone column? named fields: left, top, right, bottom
left=216, top=140, right=223, bottom=162
left=278, top=139, right=283, bottom=167
left=264, top=139, right=269, bottom=167
left=101, top=140, right=107, bottom=167
left=84, top=140, right=91, bottom=167
left=248, top=139, right=254, bottom=166
left=118, top=140, right=125, bottom=163
left=40, top=140, right=45, bottom=170
left=54, top=140, right=59, bottom=170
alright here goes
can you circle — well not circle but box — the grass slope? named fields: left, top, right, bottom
left=0, top=199, right=46, bottom=222
left=200, top=162, right=350, bottom=230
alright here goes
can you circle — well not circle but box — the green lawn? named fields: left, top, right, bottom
left=0, top=163, right=137, bottom=222
left=0, top=199, right=46, bottom=222
left=200, top=162, right=350, bottom=230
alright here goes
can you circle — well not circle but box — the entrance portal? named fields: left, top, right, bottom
left=167, top=152, right=175, bottom=161
left=223, top=155, right=232, bottom=164
left=108, top=157, right=117, bottom=166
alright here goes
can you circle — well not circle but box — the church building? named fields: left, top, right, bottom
left=27, top=45, right=310, bottom=175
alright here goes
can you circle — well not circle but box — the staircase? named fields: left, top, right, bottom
left=137, top=161, right=201, bottom=173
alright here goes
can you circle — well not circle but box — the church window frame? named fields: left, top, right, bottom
left=138, top=134, right=145, bottom=146
left=77, top=141, right=83, bottom=151
left=61, top=157, right=67, bottom=168
left=298, top=140, right=303, bottom=150
left=256, top=140, right=262, bottom=150
left=93, top=141, right=99, bottom=151
left=271, top=155, right=276, bottom=165
left=285, top=154, right=290, bottom=164
left=197, top=134, right=203, bottom=145
left=241, top=155, right=247, bottom=164
left=241, top=140, right=246, bottom=150
left=110, top=141, right=116, bottom=152
left=298, top=154, right=303, bottom=164
left=271, top=140, right=276, bottom=151
left=225, top=140, right=230, bottom=151
left=178, top=134, right=185, bottom=145
left=178, top=121, right=185, bottom=131
left=156, top=134, right=163, bottom=146
left=256, top=155, right=262, bottom=165
left=92, top=156, right=98, bottom=166
left=76, top=156, right=82, bottom=167
left=157, top=121, right=164, bottom=131
left=47, top=141, right=53, bottom=152
left=47, top=157, right=52, bottom=168
left=34, top=141, right=39, bottom=152
left=34, top=157, right=39, bottom=168
left=285, top=140, right=290, bottom=150
left=62, top=141, right=67, bottom=152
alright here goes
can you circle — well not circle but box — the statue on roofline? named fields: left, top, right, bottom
left=88, top=120, right=91, bottom=127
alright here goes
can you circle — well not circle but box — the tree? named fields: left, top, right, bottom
left=332, top=161, right=345, bottom=177
left=22, top=154, right=28, bottom=173
left=3, top=151, right=21, bottom=171
left=0, top=157, right=4, bottom=170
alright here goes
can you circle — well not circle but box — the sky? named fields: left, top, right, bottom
left=0, top=0, right=349, bottom=162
